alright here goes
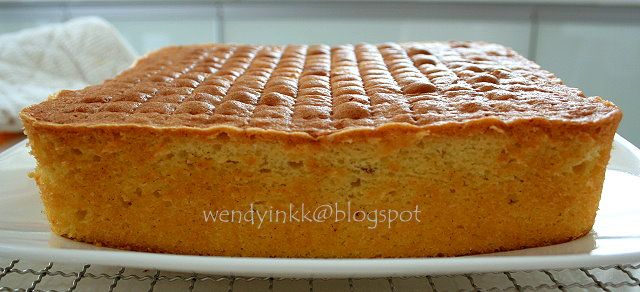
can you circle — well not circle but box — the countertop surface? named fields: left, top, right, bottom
left=1, top=257, right=639, bottom=291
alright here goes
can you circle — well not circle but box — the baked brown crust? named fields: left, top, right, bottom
left=21, top=42, right=620, bottom=138
left=19, top=41, right=623, bottom=258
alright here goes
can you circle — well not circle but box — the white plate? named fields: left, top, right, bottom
left=1, top=135, right=639, bottom=278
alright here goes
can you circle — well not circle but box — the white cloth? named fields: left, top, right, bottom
left=0, top=17, right=137, bottom=132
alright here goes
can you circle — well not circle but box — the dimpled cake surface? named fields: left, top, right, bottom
left=21, top=42, right=621, bottom=258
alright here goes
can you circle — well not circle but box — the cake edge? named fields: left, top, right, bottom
left=20, top=101, right=623, bottom=142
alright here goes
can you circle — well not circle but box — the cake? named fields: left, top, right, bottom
left=20, top=41, right=622, bottom=258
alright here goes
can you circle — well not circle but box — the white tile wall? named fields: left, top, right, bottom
left=0, top=5, right=64, bottom=35
left=536, top=6, right=640, bottom=145
left=0, top=2, right=638, bottom=144
left=223, top=3, right=532, bottom=56
left=66, top=4, right=219, bottom=55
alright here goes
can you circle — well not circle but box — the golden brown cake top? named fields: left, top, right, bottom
left=22, top=41, right=620, bottom=137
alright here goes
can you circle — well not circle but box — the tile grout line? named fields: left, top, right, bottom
left=528, top=6, right=540, bottom=62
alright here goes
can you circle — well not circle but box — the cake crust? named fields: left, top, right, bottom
left=20, top=41, right=622, bottom=258
left=21, top=42, right=620, bottom=138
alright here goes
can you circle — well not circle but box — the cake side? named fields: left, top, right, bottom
left=19, top=41, right=623, bottom=257
left=22, top=113, right=620, bottom=257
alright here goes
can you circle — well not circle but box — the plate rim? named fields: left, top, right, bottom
left=1, top=239, right=639, bottom=277
left=1, top=135, right=639, bottom=277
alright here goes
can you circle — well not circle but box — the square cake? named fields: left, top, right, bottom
left=20, top=42, right=621, bottom=257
